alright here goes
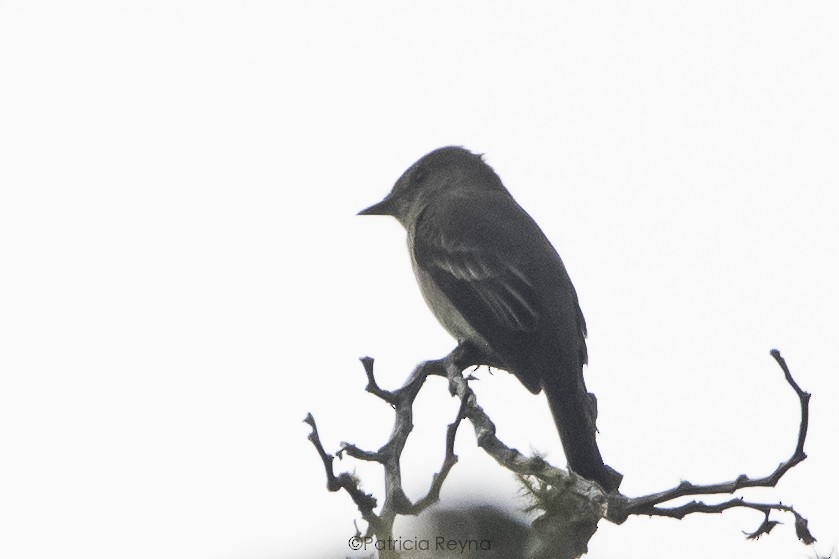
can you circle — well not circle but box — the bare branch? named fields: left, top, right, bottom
left=307, top=348, right=816, bottom=556
left=303, top=413, right=381, bottom=533
left=305, top=354, right=465, bottom=550
left=360, top=356, right=398, bottom=405
left=611, top=350, right=816, bottom=544
left=403, top=395, right=468, bottom=514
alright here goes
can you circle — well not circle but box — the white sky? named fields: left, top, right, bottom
left=1, top=2, right=837, bottom=558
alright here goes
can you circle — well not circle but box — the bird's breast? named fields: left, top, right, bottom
left=407, top=235, right=498, bottom=359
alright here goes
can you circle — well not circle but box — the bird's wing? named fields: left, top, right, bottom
left=413, top=194, right=544, bottom=334
left=424, top=244, right=540, bottom=332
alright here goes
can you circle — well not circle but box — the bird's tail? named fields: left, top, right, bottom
left=541, top=373, right=623, bottom=492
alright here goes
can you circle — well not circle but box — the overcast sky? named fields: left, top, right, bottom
left=1, top=2, right=837, bottom=558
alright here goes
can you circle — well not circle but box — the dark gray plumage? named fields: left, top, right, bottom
left=359, top=146, right=622, bottom=492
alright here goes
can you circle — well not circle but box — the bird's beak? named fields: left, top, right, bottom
left=358, top=196, right=395, bottom=216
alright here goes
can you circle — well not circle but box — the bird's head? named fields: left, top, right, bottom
left=358, top=146, right=505, bottom=226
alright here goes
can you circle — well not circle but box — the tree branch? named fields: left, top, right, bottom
left=306, top=348, right=817, bottom=557
left=610, top=349, right=816, bottom=544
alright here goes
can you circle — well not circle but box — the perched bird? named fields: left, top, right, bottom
left=359, top=146, right=622, bottom=492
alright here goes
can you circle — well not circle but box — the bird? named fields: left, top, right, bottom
left=359, top=146, right=622, bottom=492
